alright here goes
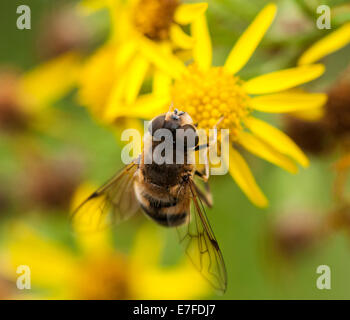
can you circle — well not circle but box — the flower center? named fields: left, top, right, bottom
left=171, top=65, right=250, bottom=141
left=133, top=0, right=179, bottom=41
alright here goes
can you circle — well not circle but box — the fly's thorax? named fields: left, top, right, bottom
left=143, top=137, right=197, bottom=166
left=139, top=158, right=194, bottom=188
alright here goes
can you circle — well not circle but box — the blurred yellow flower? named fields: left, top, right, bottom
left=82, top=0, right=206, bottom=47
left=0, top=223, right=209, bottom=299
left=0, top=184, right=209, bottom=300
left=0, top=52, right=80, bottom=133
left=78, top=0, right=207, bottom=117
left=105, top=3, right=327, bottom=208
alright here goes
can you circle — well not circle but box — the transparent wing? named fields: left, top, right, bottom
left=71, top=161, right=140, bottom=233
left=193, top=171, right=213, bottom=208
left=177, top=180, right=227, bottom=294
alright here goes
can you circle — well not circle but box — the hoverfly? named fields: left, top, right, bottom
left=71, top=108, right=227, bottom=293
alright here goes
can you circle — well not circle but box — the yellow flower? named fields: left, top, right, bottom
left=19, top=52, right=81, bottom=112
left=78, top=0, right=207, bottom=115
left=0, top=184, right=209, bottom=299
left=105, top=3, right=327, bottom=208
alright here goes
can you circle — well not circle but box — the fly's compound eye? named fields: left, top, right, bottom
left=148, top=114, right=166, bottom=136
left=176, top=124, right=199, bottom=150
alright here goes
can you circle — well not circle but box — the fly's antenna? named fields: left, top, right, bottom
left=168, top=101, right=174, bottom=112
left=214, top=115, right=225, bottom=129
left=211, top=115, right=225, bottom=147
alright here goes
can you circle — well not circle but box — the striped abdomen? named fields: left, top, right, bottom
left=134, top=180, right=190, bottom=227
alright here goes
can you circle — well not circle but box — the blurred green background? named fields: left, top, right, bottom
left=1, top=0, right=350, bottom=299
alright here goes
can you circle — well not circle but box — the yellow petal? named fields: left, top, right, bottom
left=124, top=54, right=149, bottom=105
left=292, top=106, right=325, bottom=121
left=224, top=3, right=277, bottom=74
left=78, top=45, right=116, bottom=115
left=3, top=223, right=78, bottom=289
left=191, top=14, right=212, bottom=71
left=115, top=40, right=137, bottom=70
left=138, top=37, right=186, bottom=79
left=174, top=3, right=208, bottom=25
left=245, top=117, right=309, bottom=167
left=243, top=64, right=325, bottom=95
left=298, top=22, right=350, bottom=65
left=19, top=52, right=81, bottom=109
left=131, top=261, right=210, bottom=299
left=229, top=145, right=268, bottom=208
left=130, top=224, right=164, bottom=267
left=71, top=183, right=112, bottom=254
left=153, top=70, right=172, bottom=97
left=103, top=73, right=128, bottom=121
left=110, top=3, right=132, bottom=43
left=104, top=94, right=168, bottom=121
left=170, top=24, right=194, bottom=49
left=129, top=224, right=209, bottom=299
left=239, top=131, right=298, bottom=174
left=112, top=118, right=144, bottom=151
left=250, top=91, right=327, bottom=113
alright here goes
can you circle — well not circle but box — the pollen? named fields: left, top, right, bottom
left=133, top=0, right=179, bottom=41
left=171, top=65, right=250, bottom=141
